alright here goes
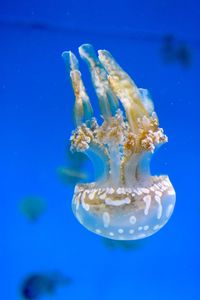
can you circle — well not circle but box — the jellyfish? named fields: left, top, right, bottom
left=19, top=196, right=47, bottom=222
left=20, top=272, right=71, bottom=299
left=20, top=272, right=71, bottom=300
left=161, top=34, right=191, bottom=68
left=62, top=44, right=176, bottom=240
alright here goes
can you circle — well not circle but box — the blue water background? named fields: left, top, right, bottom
left=1, top=1, right=200, bottom=299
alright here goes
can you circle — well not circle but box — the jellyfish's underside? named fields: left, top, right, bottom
left=62, top=44, right=176, bottom=240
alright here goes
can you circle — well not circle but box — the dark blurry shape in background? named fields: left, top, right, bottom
left=19, top=196, right=47, bottom=222
left=176, top=43, right=191, bottom=67
left=0, top=18, right=198, bottom=50
left=102, top=237, right=146, bottom=251
left=57, top=166, right=88, bottom=186
left=20, top=271, right=72, bottom=300
left=161, top=34, right=192, bottom=67
left=57, top=146, right=88, bottom=186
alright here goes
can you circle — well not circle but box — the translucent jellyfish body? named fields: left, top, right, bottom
left=62, top=44, right=176, bottom=240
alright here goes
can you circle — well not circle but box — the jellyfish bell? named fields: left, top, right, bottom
left=62, top=44, right=176, bottom=240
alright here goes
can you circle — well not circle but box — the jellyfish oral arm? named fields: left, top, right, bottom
left=62, top=44, right=176, bottom=240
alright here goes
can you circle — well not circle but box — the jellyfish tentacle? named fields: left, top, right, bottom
left=79, top=44, right=119, bottom=119
left=62, top=51, right=93, bottom=126
left=108, top=142, right=121, bottom=187
left=70, top=124, right=110, bottom=183
left=62, top=50, right=79, bottom=72
left=85, top=142, right=110, bottom=184
left=136, top=152, right=152, bottom=180
left=79, top=44, right=122, bottom=186
left=98, top=50, right=148, bottom=132
left=123, top=153, right=141, bottom=187
left=138, top=88, right=155, bottom=116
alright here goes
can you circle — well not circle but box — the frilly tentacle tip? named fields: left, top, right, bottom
left=62, top=51, right=79, bottom=71
left=78, top=43, right=93, bottom=53
left=61, top=50, right=70, bottom=61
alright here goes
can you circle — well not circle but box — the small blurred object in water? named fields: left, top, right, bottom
left=161, top=34, right=191, bottom=67
left=161, top=34, right=175, bottom=63
left=102, top=237, right=145, bottom=251
left=20, top=271, right=72, bottom=300
left=176, top=43, right=191, bottom=67
left=19, top=196, right=46, bottom=222
left=57, top=166, right=88, bottom=185
left=57, top=147, right=88, bottom=186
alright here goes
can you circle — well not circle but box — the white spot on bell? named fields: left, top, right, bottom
left=155, top=195, right=162, bottom=219
left=99, top=193, right=106, bottom=200
left=155, top=190, right=162, bottom=197
left=168, top=189, right=175, bottom=196
left=129, top=215, right=137, bottom=224
left=166, top=204, right=174, bottom=218
left=141, top=188, right=150, bottom=194
left=153, top=224, right=160, bottom=231
left=81, top=192, right=90, bottom=211
left=144, top=225, right=149, bottom=231
left=143, top=195, right=151, bottom=215
left=88, top=190, right=96, bottom=200
left=105, top=197, right=131, bottom=206
left=103, top=212, right=110, bottom=228
left=137, top=233, right=146, bottom=239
